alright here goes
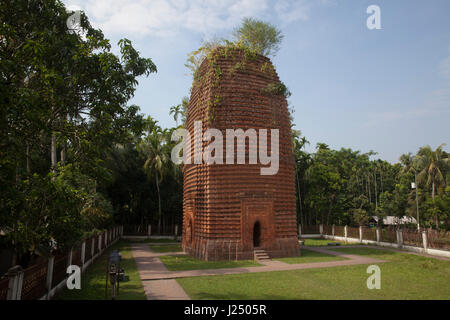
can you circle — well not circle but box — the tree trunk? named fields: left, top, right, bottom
left=380, top=172, right=383, bottom=194
left=326, top=194, right=335, bottom=225
left=374, top=172, right=378, bottom=209
left=432, top=182, right=438, bottom=230
left=296, top=173, right=303, bottom=226
left=432, top=181, right=435, bottom=201
left=26, top=142, right=30, bottom=173
left=60, top=144, right=66, bottom=165
left=156, top=172, right=162, bottom=233
left=51, top=132, right=57, bottom=178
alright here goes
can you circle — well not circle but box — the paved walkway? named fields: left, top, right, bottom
left=132, top=243, right=190, bottom=300
left=131, top=243, right=386, bottom=300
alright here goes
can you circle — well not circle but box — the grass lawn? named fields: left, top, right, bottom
left=123, top=238, right=179, bottom=243
left=149, top=244, right=183, bottom=253
left=301, top=238, right=358, bottom=246
left=159, top=255, right=262, bottom=271
left=275, top=248, right=347, bottom=264
left=56, top=240, right=146, bottom=300
left=144, top=238, right=179, bottom=243
left=177, top=248, right=450, bottom=299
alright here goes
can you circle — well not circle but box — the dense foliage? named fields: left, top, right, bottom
left=292, top=135, right=449, bottom=229
left=0, top=0, right=156, bottom=265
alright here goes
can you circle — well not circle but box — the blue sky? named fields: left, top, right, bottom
left=65, top=0, right=450, bottom=163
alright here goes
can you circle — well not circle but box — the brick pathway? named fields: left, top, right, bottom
left=131, top=243, right=386, bottom=300
left=131, top=243, right=190, bottom=300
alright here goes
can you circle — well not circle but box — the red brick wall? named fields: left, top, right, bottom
left=182, top=47, right=300, bottom=260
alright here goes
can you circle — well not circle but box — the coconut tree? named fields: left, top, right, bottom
left=416, top=144, right=448, bottom=200
left=399, top=152, right=415, bottom=174
left=399, top=152, right=421, bottom=229
left=416, top=143, right=449, bottom=228
left=169, top=104, right=182, bottom=126
left=137, top=126, right=169, bottom=231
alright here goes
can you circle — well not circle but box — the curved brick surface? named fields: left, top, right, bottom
left=182, top=48, right=300, bottom=260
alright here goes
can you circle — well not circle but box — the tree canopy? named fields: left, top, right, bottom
left=0, top=0, right=156, bottom=265
left=233, top=17, right=283, bottom=57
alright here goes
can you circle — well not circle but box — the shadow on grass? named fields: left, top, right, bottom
left=330, top=247, right=401, bottom=259
left=193, top=292, right=294, bottom=300
left=149, top=244, right=182, bottom=253
left=55, top=240, right=146, bottom=300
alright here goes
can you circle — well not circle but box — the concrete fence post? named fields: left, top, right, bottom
left=6, top=266, right=24, bottom=300
left=91, top=237, right=95, bottom=259
left=376, top=228, right=381, bottom=244
left=45, top=256, right=54, bottom=299
left=81, top=241, right=86, bottom=266
left=148, top=225, right=152, bottom=239
left=332, top=224, right=335, bottom=236
left=344, top=225, right=348, bottom=240
left=422, top=230, right=428, bottom=252
left=98, top=234, right=102, bottom=253
left=396, top=229, right=403, bottom=248
left=104, top=230, right=108, bottom=248
left=319, top=224, right=323, bottom=235
left=359, top=226, right=363, bottom=242
left=67, top=248, right=73, bottom=267
left=174, top=225, right=179, bottom=240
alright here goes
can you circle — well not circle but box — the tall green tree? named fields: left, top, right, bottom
left=416, top=143, right=449, bottom=228
left=169, top=104, right=182, bottom=126
left=416, top=144, right=449, bottom=201
left=0, top=0, right=156, bottom=265
left=137, top=120, right=170, bottom=231
left=233, top=17, right=284, bottom=57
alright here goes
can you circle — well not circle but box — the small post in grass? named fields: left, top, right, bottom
left=422, top=230, right=428, bottom=253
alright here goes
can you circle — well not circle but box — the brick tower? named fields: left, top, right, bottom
left=182, top=47, right=300, bottom=260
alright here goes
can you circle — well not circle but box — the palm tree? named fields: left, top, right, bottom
left=416, top=143, right=449, bottom=229
left=399, top=152, right=421, bottom=229
left=170, top=104, right=182, bottom=126
left=416, top=144, right=448, bottom=200
left=292, top=130, right=309, bottom=226
left=399, top=152, right=415, bottom=174
left=137, top=128, right=169, bottom=231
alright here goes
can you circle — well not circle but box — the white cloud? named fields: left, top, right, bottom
left=64, top=0, right=314, bottom=37
left=275, top=0, right=311, bottom=25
